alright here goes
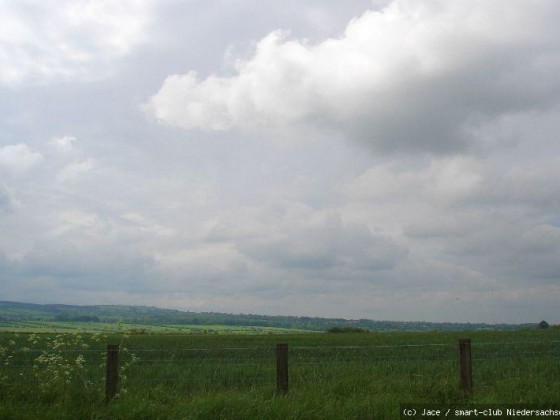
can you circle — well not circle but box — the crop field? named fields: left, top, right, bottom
left=1, top=328, right=559, bottom=419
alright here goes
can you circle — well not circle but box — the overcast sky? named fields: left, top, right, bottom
left=1, top=0, right=560, bottom=323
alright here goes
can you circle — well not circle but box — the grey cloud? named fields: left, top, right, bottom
left=478, top=162, right=560, bottom=211
left=442, top=220, right=560, bottom=284
left=401, top=196, right=560, bottom=286
left=17, top=243, right=156, bottom=292
left=146, top=244, right=250, bottom=295
left=0, top=185, right=11, bottom=211
left=206, top=202, right=408, bottom=274
left=341, top=148, right=560, bottom=292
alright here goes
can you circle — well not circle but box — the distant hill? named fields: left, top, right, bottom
left=0, top=301, right=535, bottom=332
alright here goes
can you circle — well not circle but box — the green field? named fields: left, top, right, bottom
left=0, top=320, right=311, bottom=335
left=1, top=328, right=559, bottom=419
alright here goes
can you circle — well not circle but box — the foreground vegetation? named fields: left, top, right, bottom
left=1, top=328, right=559, bottom=419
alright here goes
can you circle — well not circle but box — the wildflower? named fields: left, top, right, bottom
left=75, top=355, right=86, bottom=368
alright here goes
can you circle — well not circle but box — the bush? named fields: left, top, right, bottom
left=326, top=327, right=368, bottom=333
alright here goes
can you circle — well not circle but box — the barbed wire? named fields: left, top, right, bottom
left=5, top=339, right=559, bottom=353
left=473, top=340, right=560, bottom=345
left=292, top=343, right=453, bottom=349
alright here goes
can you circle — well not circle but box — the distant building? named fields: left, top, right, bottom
left=538, top=320, right=549, bottom=329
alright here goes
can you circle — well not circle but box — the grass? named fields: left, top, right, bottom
left=1, top=328, right=559, bottom=419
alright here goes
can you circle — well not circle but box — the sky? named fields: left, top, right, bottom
left=1, top=0, right=560, bottom=324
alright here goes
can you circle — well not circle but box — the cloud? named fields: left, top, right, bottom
left=436, top=219, right=560, bottom=284
left=0, top=184, right=12, bottom=211
left=147, top=0, right=560, bottom=154
left=0, top=0, right=155, bottom=85
left=339, top=149, right=560, bottom=286
left=203, top=200, right=408, bottom=276
left=56, top=159, right=94, bottom=182
left=150, top=244, right=249, bottom=293
left=2, top=0, right=559, bottom=323
left=0, top=143, right=43, bottom=173
left=3, top=207, right=159, bottom=293
left=341, top=156, right=484, bottom=207
left=120, top=212, right=175, bottom=237
left=50, top=135, right=77, bottom=153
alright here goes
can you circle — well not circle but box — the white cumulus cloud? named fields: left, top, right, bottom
left=0, top=0, right=155, bottom=85
left=57, top=158, right=94, bottom=182
left=50, top=135, right=77, bottom=153
left=147, top=0, right=560, bottom=154
left=0, top=144, right=43, bottom=173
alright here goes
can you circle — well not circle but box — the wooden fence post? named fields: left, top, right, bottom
left=276, top=343, right=288, bottom=395
left=458, top=339, right=473, bottom=396
left=105, top=344, right=120, bottom=402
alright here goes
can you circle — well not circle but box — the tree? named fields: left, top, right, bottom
left=538, top=320, right=549, bottom=330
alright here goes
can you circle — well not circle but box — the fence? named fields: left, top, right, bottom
left=100, top=338, right=559, bottom=401
left=3, top=338, right=559, bottom=403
